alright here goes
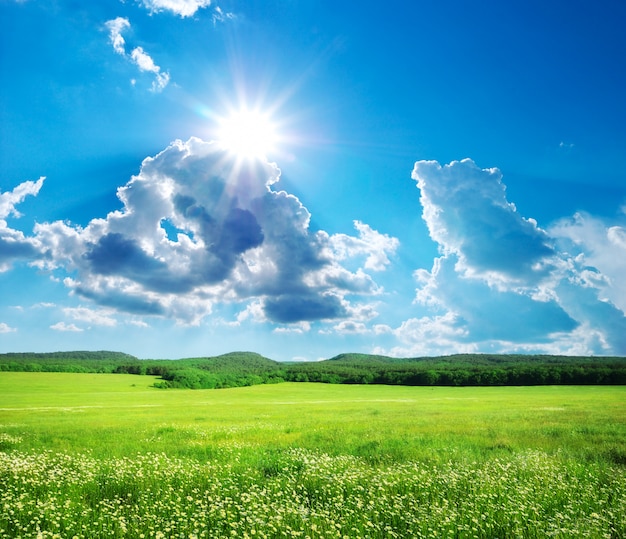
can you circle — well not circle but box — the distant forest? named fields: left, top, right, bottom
left=1, top=351, right=625, bottom=389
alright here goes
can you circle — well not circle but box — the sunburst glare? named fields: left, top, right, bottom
left=217, top=108, right=278, bottom=160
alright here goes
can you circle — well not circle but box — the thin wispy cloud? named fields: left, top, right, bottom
left=105, top=17, right=170, bottom=92
left=50, top=322, right=83, bottom=333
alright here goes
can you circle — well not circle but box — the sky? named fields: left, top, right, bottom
left=1, top=0, right=626, bottom=361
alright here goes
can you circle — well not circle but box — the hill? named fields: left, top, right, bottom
left=1, top=350, right=625, bottom=388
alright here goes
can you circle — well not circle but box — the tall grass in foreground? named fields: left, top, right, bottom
left=0, top=447, right=624, bottom=539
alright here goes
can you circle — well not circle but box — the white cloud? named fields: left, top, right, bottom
left=273, top=322, right=311, bottom=334
left=0, top=178, right=45, bottom=272
left=105, top=17, right=130, bottom=55
left=412, top=158, right=557, bottom=287
left=140, top=0, right=212, bottom=17
left=129, top=47, right=170, bottom=92
left=104, top=18, right=170, bottom=92
left=378, top=312, right=476, bottom=358
left=0, top=322, right=17, bottom=334
left=389, top=158, right=626, bottom=356
left=63, top=307, right=118, bottom=327
left=550, top=212, right=626, bottom=314
left=0, top=177, right=44, bottom=219
left=33, top=138, right=394, bottom=327
left=50, top=322, right=83, bottom=332
left=212, top=6, right=234, bottom=25
left=329, top=220, right=399, bottom=271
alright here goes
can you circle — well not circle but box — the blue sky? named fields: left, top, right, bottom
left=1, top=0, right=625, bottom=361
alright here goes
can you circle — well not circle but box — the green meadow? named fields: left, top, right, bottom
left=1, top=373, right=625, bottom=538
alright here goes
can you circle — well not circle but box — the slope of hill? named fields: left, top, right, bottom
left=1, top=351, right=625, bottom=388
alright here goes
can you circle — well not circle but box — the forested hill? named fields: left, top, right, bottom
left=1, top=351, right=625, bottom=388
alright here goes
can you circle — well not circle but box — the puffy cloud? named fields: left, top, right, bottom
left=395, top=158, right=626, bottom=356
left=329, top=221, right=399, bottom=271
left=104, top=18, right=170, bottom=92
left=380, top=312, right=476, bottom=358
left=413, top=159, right=557, bottom=287
left=0, top=322, right=17, bottom=334
left=550, top=212, right=626, bottom=314
left=34, top=138, right=395, bottom=326
left=140, top=0, right=212, bottom=17
left=0, top=177, right=45, bottom=271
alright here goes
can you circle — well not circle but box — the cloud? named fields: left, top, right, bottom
left=50, top=322, right=83, bottom=332
left=0, top=177, right=44, bottom=219
left=129, top=47, right=170, bottom=92
left=104, top=17, right=170, bottom=92
left=329, top=221, right=399, bottom=271
left=140, top=0, right=212, bottom=17
left=34, top=138, right=395, bottom=326
left=0, top=322, right=17, bottom=334
left=0, top=177, right=45, bottom=272
left=63, top=307, right=118, bottom=327
left=387, top=158, right=626, bottom=356
left=212, top=6, right=234, bottom=25
left=413, top=159, right=557, bottom=287
left=105, top=17, right=130, bottom=55
left=550, top=212, right=626, bottom=314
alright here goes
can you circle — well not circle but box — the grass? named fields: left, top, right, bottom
left=0, top=373, right=625, bottom=538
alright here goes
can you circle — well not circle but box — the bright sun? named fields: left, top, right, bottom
left=217, top=108, right=278, bottom=160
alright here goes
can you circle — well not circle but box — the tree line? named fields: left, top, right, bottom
left=1, top=351, right=625, bottom=389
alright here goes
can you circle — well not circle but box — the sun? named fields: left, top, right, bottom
left=217, top=108, right=278, bottom=160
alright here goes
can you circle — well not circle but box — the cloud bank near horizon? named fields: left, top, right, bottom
left=1, top=149, right=625, bottom=356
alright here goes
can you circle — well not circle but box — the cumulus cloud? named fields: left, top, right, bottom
left=105, top=17, right=170, bottom=92
left=0, top=322, right=17, bottom=334
left=0, top=177, right=45, bottom=272
left=550, top=212, right=626, bottom=314
left=140, top=0, right=212, bottom=17
left=329, top=221, right=399, bottom=271
left=388, top=158, right=626, bottom=356
left=413, top=159, right=557, bottom=286
left=34, top=138, right=396, bottom=326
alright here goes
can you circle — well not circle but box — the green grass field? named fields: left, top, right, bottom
left=1, top=373, right=625, bottom=538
